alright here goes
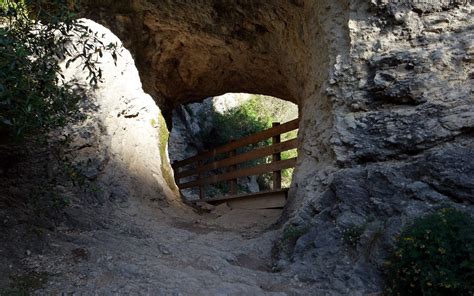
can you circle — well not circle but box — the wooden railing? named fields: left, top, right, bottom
left=172, top=118, right=299, bottom=201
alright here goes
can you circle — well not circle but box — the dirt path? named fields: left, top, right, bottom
left=21, top=197, right=311, bottom=295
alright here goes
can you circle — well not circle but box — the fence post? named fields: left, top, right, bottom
left=198, top=160, right=204, bottom=200
left=229, top=146, right=237, bottom=195
left=272, top=122, right=281, bottom=190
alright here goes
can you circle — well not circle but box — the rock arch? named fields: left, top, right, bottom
left=82, top=0, right=349, bottom=210
left=79, top=0, right=474, bottom=293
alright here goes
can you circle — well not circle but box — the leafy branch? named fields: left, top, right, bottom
left=0, top=0, right=120, bottom=138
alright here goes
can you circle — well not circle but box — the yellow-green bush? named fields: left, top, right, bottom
left=386, top=208, right=474, bottom=296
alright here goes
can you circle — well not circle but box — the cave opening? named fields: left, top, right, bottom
left=169, top=93, right=299, bottom=209
left=77, top=0, right=329, bottom=227
left=80, top=0, right=329, bottom=220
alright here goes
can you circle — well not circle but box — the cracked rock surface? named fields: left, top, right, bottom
left=1, top=1, right=472, bottom=294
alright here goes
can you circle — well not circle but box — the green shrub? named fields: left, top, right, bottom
left=280, top=130, right=297, bottom=187
left=185, top=95, right=298, bottom=195
left=386, top=208, right=474, bottom=296
left=0, top=0, right=118, bottom=139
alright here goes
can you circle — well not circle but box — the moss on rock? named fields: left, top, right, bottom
left=157, top=112, right=177, bottom=192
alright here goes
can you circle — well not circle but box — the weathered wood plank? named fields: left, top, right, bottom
left=272, top=122, right=282, bottom=190
left=192, top=189, right=288, bottom=209
left=226, top=193, right=287, bottom=209
left=172, top=118, right=299, bottom=169
left=198, top=159, right=204, bottom=200
left=229, top=148, right=237, bottom=195
left=178, top=158, right=296, bottom=189
left=175, top=139, right=298, bottom=179
left=189, top=189, right=289, bottom=203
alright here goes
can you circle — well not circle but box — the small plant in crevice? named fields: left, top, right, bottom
left=0, top=272, right=50, bottom=295
left=341, top=224, right=365, bottom=248
left=59, top=158, right=105, bottom=200
left=283, top=225, right=309, bottom=242
left=277, top=224, right=310, bottom=257
left=64, top=162, right=87, bottom=187
left=385, top=208, right=474, bottom=296
left=29, top=186, right=71, bottom=216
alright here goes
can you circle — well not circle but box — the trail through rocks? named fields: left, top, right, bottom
left=5, top=20, right=312, bottom=295
left=25, top=198, right=311, bottom=295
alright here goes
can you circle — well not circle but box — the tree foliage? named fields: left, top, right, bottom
left=0, top=0, right=118, bottom=139
left=198, top=95, right=298, bottom=189
left=207, top=96, right=273, bottom=148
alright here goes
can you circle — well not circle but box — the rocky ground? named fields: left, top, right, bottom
left=16, top=197, right=314, bottom=295
left=0, top=138, right=309, bottom=295
left=0, top=136, right=313, bottom=295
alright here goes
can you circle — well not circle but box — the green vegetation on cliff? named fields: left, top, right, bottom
left=0, top=0, right=117, bottom=139
left=157, top=112, right=177, bottom=192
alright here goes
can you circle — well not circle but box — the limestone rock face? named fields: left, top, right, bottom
left=289, top=2, right=473, bottom=293
left=61, top=19, right=180, bottom=208
left=83, top=0, right=311, bottom=117
left=81, top=0, right=473, bottom=294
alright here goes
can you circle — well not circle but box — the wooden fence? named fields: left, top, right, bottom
left=172, top=118, right=299, bottom=201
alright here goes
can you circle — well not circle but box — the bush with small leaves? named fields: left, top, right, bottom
left=0, top=0, right=119, bottom=139
left=386, top=208, right=474, bottom=296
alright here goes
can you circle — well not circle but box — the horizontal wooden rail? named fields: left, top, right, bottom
left=178, top=158, right=297, bottom=189
left=172, top=118, right=299, bottom=170
left=175, top=138, right=298, bottom=179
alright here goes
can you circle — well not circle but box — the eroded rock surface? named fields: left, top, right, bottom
left=2, top=20, right=306, bottom=295
left=80, top=0, right=473, bottom=294
left=83, top=0, right=312, bottom=119
left=2, top=0, right=472, bottom=294
left=289, top=1, right=473, bottom=294
left=59, top=19, right=181, bottom=208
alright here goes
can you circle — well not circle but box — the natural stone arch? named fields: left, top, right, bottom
left=84, top=1, right=321, bottom=109
left=81, top=0, right=349, bottom=212
left=78, top=0, right=473, bottom=293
